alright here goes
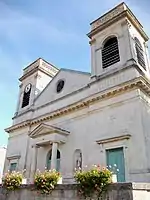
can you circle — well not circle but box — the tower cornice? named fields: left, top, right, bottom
left=88, top=2, right=149, bottom=41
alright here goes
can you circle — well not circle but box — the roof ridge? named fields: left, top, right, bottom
left=61, top=68, right=90, bottom=75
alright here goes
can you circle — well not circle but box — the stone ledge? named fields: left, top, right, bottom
left=0, top=182, right=135, bottom=190
left=132, top=183, right=150, bottom=190
left=1, top=183, right=150, bottom=200
left=1, top=182, right=150, bottom=190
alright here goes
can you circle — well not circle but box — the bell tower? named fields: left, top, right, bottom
left=88, top=2, right=150, bottom=79
left=15, top=58, right=58, bottom=115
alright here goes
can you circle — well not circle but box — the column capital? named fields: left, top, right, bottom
left=50, top=140, right=59, bottom=144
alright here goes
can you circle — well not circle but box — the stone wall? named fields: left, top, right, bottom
left=0, top=183, right=150, bottom=200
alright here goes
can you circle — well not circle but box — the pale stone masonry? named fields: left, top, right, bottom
left=1, top=183, right=150, bottom=200
left=4, top=2, right=150, bottom=183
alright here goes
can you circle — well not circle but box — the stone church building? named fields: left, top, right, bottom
left=4, top=2, right=150, bottom=183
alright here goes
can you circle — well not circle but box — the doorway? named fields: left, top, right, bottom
left=106, top=147, right=125, bottom=182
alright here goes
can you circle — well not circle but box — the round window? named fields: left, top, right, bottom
left=56, top=80, right=65, bottom=93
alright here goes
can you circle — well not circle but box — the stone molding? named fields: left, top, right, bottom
left=29, top=123, right=70, bottom=139
left=0, top=182, right=135, bottom=190
left=12, top=64, right=144, bottom=120
left=1, top=182, right=150, bottom=191
left=5, top=76, right=150, bottom=133
left=7, top=154, right=21, bottom=160
left=88, top=3, right=148, bottom=41
left=96, top=134, right=131, bottom=145
left=90, top=3, right=125, bottom=30
left=21, top=58, right=58, bottom=79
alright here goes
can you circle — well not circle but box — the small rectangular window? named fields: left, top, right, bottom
left=10, top=163, right=17, bottom=172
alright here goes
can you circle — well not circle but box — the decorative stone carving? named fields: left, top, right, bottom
left=91, top=4, right=125, bottom=30
left=42, top=61, right=58, bottom=75
left=5, top=77, right=150, bottom=133
left=23, top=62, right=39, bottom=75
left=76, top=153, right=82, bottom=169
left=74, top=149, right=82, bottom=171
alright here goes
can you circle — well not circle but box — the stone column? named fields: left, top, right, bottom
left=51, top=142, right=58, bottom=170
left=31, top=145, right=38, bottom=177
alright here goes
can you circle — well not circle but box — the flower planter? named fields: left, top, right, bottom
left=112, top=174, right=117, bottom=183
left=22, top=178, right=27, bottom=185
left=74, top=165, right=112, bottom=199
left=58, top=177, right=62, bottom=184
left=34, top=170, right=61, bottom=194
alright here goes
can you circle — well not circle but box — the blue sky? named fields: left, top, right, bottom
left=0, top=0, right=150, bottom=147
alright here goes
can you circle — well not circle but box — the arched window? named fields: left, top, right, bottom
left=22, top=83, right=32, bottom=108
left=46, top=149, right=60, bottom=171
left=102, top=36, right=120, bottom=68
left=134, top=37, right=146, bottom=69
left=73, top=149, right=82, bottom=171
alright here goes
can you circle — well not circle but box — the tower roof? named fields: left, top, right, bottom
left=19, top=58, right=59, bottom=81
left=88, top=2, right=149, bottom=41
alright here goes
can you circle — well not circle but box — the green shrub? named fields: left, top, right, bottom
left=2, top=171, right=23, bottom=191
left=74, top=165, right=112, bottom=198
left=34, top=169, right=61, bottom=194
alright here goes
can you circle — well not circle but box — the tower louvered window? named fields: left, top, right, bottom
left=135, top=37, right=146, bottom=70
left=22, top=84, right=32, bottom=108
left=102, top=36, right=120, bottom=68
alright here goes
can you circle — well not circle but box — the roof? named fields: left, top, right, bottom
left=88, top=2, right=149, bottom=41
left=23, top=57, right=59, bottom=71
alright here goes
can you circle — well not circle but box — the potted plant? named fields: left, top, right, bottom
left=2, top=171, right=23, bottom=191
left=107, top=164, right=119, bottom=183
left=34, top=169, right=61, bottom=194
left=74, top=165, right=112, bottom=199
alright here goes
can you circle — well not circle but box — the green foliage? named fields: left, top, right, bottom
left=74, top=165, right=112, bottom=199
left=2, top=171, right=23, bottom=191
left=34, top=169, right=61, bottom=194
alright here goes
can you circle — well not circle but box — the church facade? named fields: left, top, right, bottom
left=4, top=3, right=150, bottom=183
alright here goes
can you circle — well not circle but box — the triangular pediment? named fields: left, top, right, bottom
left=34, top=69, right=90, bottom=108
left=29, top=123, right=70, bottom=138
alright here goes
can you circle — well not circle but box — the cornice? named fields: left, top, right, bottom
left=88, top=4, right=148, bottom=41
left=14, top=64, right=136, bottom=120
left=96, top=134, right=131, bottom=145
left=5, top=76, right=150, bottom=133
left=19, top=67, right=54, bottom=81
left=7, top=154, right=21, bottom=160
left=29, top=123, right=70, bottom=139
